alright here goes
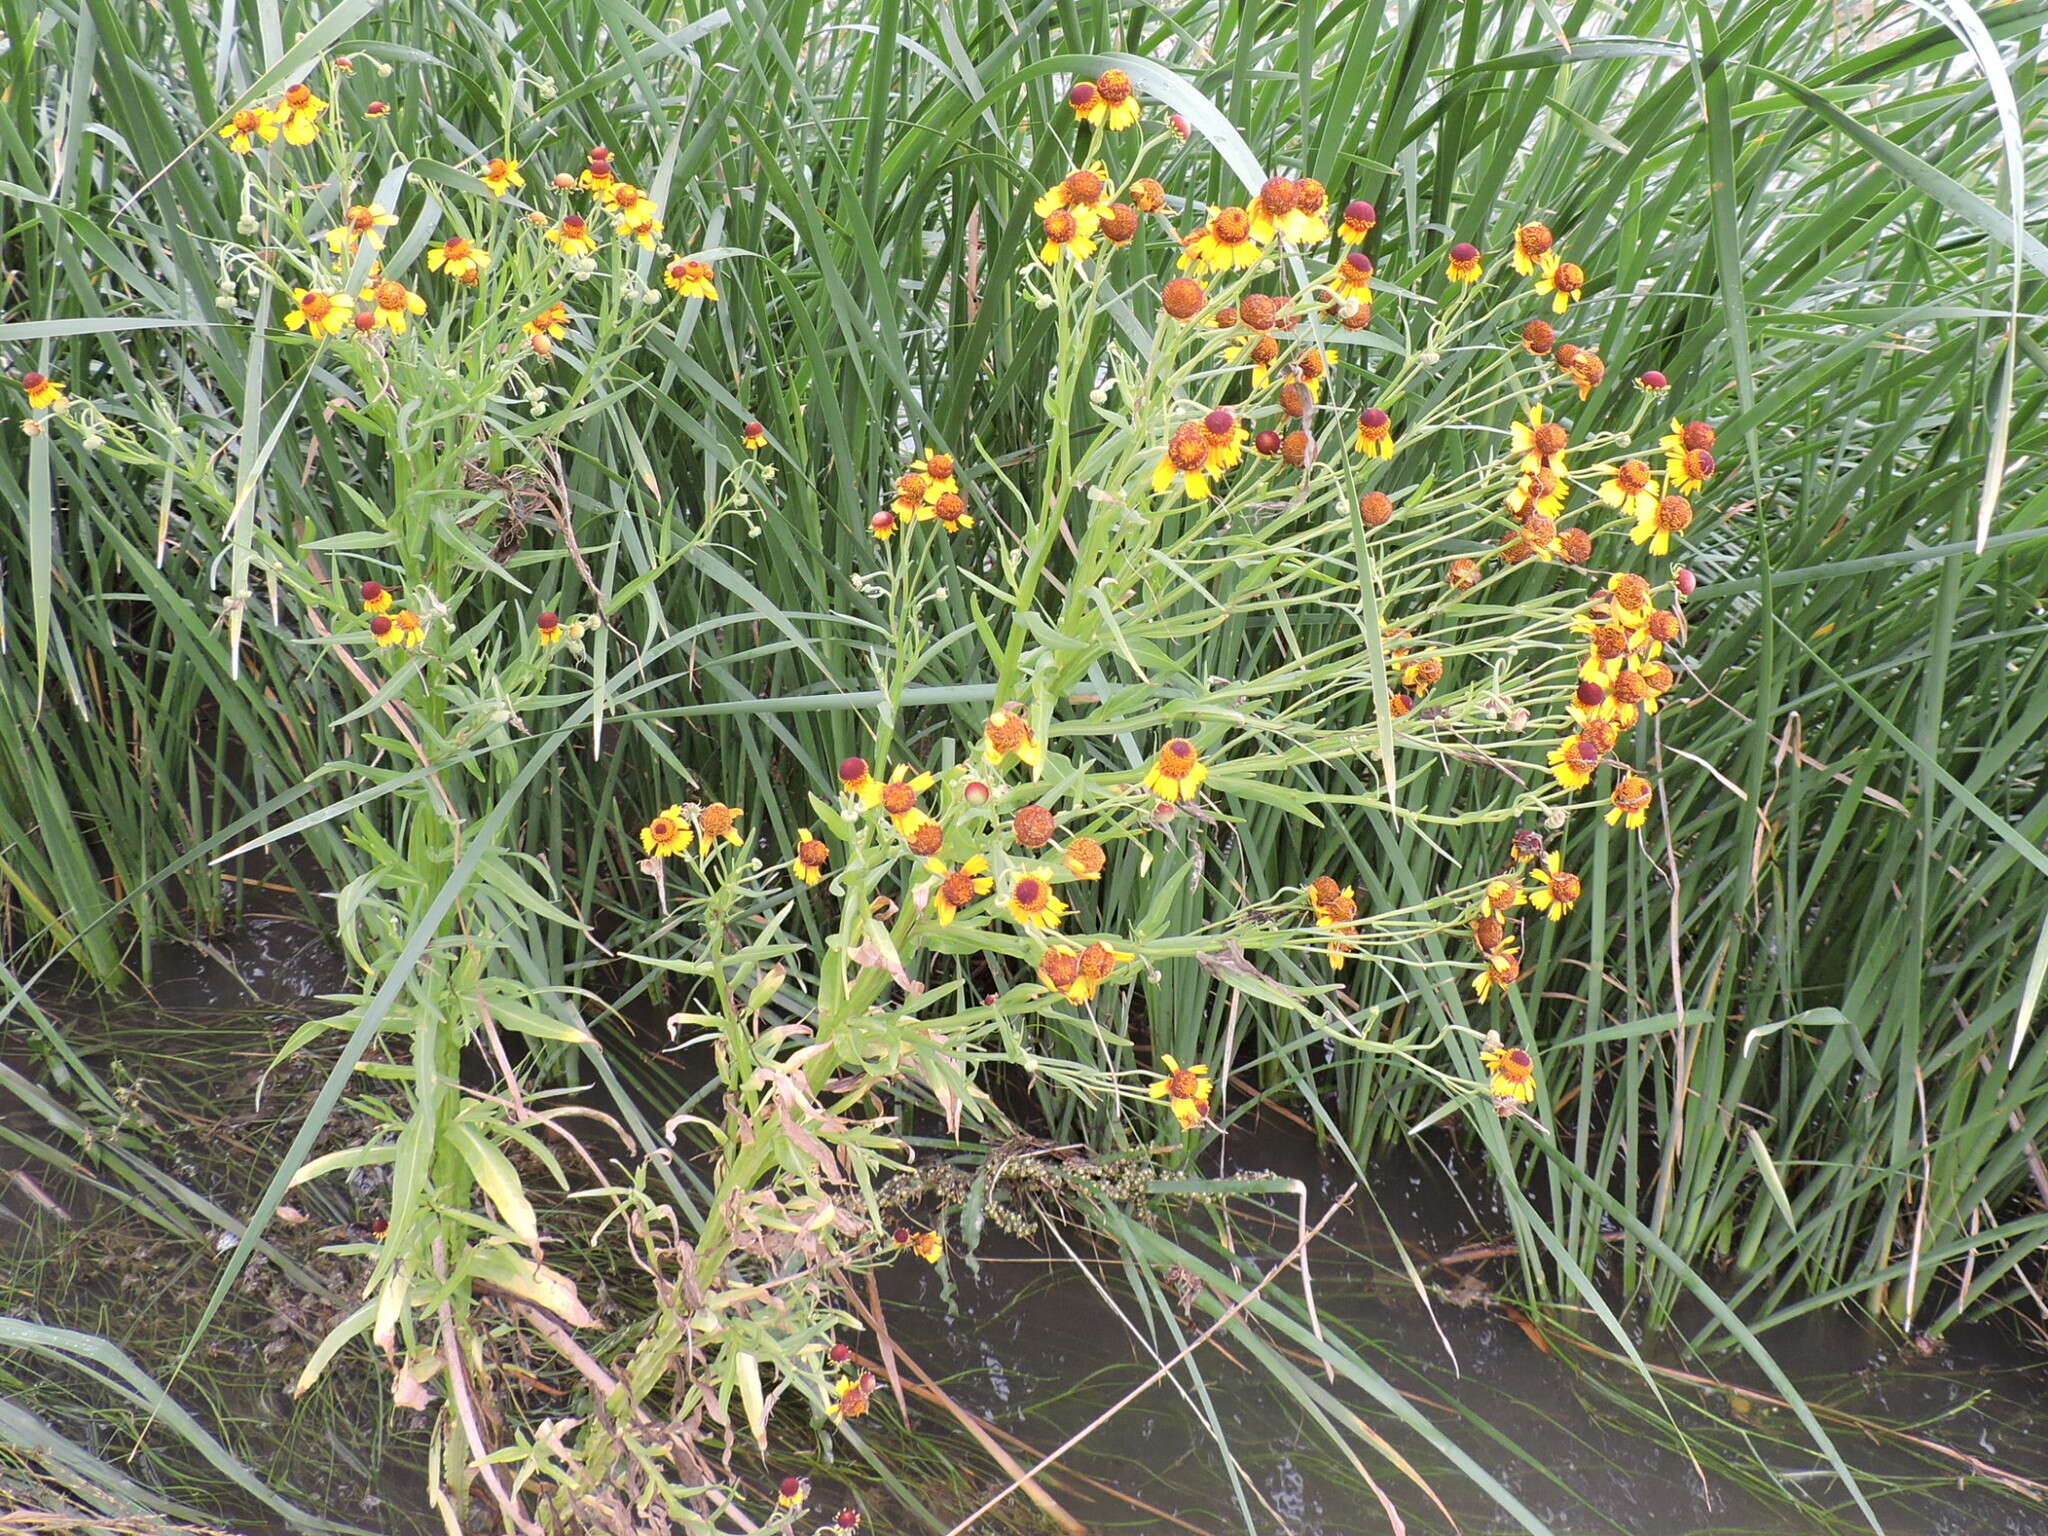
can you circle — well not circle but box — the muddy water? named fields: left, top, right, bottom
left=7, top=923, right=2048, bottom=1536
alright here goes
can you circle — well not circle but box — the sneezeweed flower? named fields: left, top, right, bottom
left=1168, top=111, right=1191, bottom=140
left=1161, top=276, right=1207, bottom=321
left=695, top=801, right=744, bottom=855
left=1012, top=804, right=1057, bottom=850
left=368, top=614, right=397, bottom=647
left=1534, top=253, right=1585, bottom=313
left=1319, top=891, right=1359, bottom=967
left=1473, top=945, right=1523, bottom=1004
left=426, top=236, right=490, bottom=284
left=1130, top=177, right=1168, bottom=214
left=1247, top=176, right=1300, bottom=244
left=1554, top=343, right=1605, bottom=400
left=1151, top=422, right=1214, bottom=500
left=1077, top=939, right=1132, bottom=990
left=276, top=82, right=328, bottom=146
left=778, top=1478, right=809, bottom=1511
left=1098, top=202, right=1140, bottom=247
left=1063, top=836, right=1106, bottom=881
left=663, top=259, right=717, bottom=299
left=1280, top=429, right=1311, bottom=467
left=1480, top=1039, right=1538, bottom=1100
left=1445, top=242, right=1484, bottom=284
left=324, top=203, right=398, bottom=254
left=365, top=100, right=390, bottom=120
left=1608, top=774, right=1654, bottom=830
left=1080, top=68, right=1141, bottom=130
left=1005, top=870, right=1069, bottom=931
left=1448, top=556, right=1482, bottom=591
left=536, top=610, right=563, bottom=646
left=1528, top=850, right=1582, bottom=922
left=640, top=806, right=692, bottom=858
left=20, top=372, right=64, bottom=410
left=1285, top=178, right=1331, bottom=242
left=1353, top=407, right=1396, bottom=459
left=1510, top=404, right=1569, bottom=473
left=1294, top=348, right=1335, bottom=399
left=1633, top=493, right=1694, bottom=557
left=360, top=580, right=393, bottom=614
left=1506, top=466, right=1567, bottom=520
left=1143, top=737, right=1208, bottom=803
left=982, top=708, right=1044, bottom=770
left=1328, top=250, right=1374, bottom=300
left=1034, top=164, right=1114, bottom=231
left=1558, top=526, right=1595, bottom=564
left=606, top=184, right=662, bottom=247
left=890, top=473, right=929, bottom=521
left=1547, top=730, right=1605, bottom=791
left=1484, top=877, right=1525, bottom=914
left=788, top=828, right=829, bottom=885
left=1039, top=208, right=1097, bottom=266
left=742, top=421, right=768, bottom=452
left=359, top=278, right=427, bottom=334
left=926, top=856, right=994, bottom=925
left=1338, top=199, right=1377, bottom=244
left=835, top=1510, right=862, bottom=1531
left=1512, top=222, right=1555, bottom=276
left=910, top=1231, right=944, bottom=1264
left=524, top=303, right=570, bottom=353
left=1202, top=407, right=1248, bottom=473
left=1148, top=1056, right=1212, bottom=1131
left=869, top=509, right=898, bottom=541
left=1179, top=206, right=1259, bottom=272
left=929, top=491, right=973, bottom=533
left=1402, top=656, right=1444, bottom=696
left=1359, top=491, right=1393, bottom=528
left=1598, top=460, right=1658, bottom=519
left=878, top=764, right=936, bottom=835
left=1521, top=319, right=1556, bottom=355
left=1038, top=947, right=1090, bottom=1005
left=544, top=213, right=599, bottom=257
left=480, top=157, right=523, bottom=197
left=829, top=1372, right=877, bottom=1420
left=905, top=820, right=944, bottom=859
left=910, top=449, right=958, bottom=498
left=219, top=107, right=278, bottom=154
left=391, top=609, right=426, bottom=649
left=1511, top=829, right=1545, bottom=864
left=283, top=288, right=348, bottom=336
left=579, top=147, right=617, bottom=201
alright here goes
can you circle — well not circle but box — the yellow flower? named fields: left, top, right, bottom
left=1473, top=945, right=1522, bottom=1004
left=1607, top=773, right=1654, bottom=830
left=359, top=580, right=394, bottom=615
left=1597, top=460, right=1658, bottom=520
left=640, top=805, right=693, bottom=858
left=664, top=258, right=717, bottom=300
left=1512, top=223, right=1554, bottom=277
left=1032, top=163, right=1113, bottom=232
left=790, top=827, right=830, bottom=886
left=1445, top=241, right=1483, bottom=283
left=524, top=303, right=570, bottom=342
left=1178, top=206, right=1260, bottom=273
left=358, top=278, right=428, bottom=334
left=1352, top=407, right=1396, bottom=460
left=1480, top=1041, right=1537, bottom=1100
left=283, top=288, right=348, bottom=337
left=426, top=237, right=490, bottom=284
left=1142, top=737, right=1209, bottom=803
left=1073, top=68, right=1141, bottom=132
left=1039, top=208, right=1096, bottom=266
left=910, top=1231, right=944, bottom=1264
left=324, top=203, right=398, bottom=255
left=1281, top=178, right=1331, bottom=243
left=275, top=82, right=328, bottom=146
left=1150, top=423, right=1214, bottom=501
left=480, top=157, right=523, bottom=197
left=743, top=421, right=768, bottom=453
left=1534, top=252, right=1585, bottom=314
left=1631, top=493, right=1694, bottom=558
left=387, top=609, right=426, bottom=649
left=1506, top=467, right=1568, bottom=521
left=1246, top=176, right=1302, bottom=245
left=1337, top=199, right=1376, bottom=244
left=695, top=802, right=744, bottom=855
left=838, top=756, right=881, bottom=807
left=910, top=449, right=959, bottom=499
left=1547, top=730, right=1605, bottom=792
left=1038, top=946, right=1090, bottom=1005
left=544, top=214, right=600, bottom=257
left=878, top=764, right=936, bottom=836
left=925, top=856, right=994, bottom=926
left=1005, top=870, right=1068, bottom=931
left=1063, top=837, right=1106, bottom=881
left=19, top=372, right=64, bottom=411
left=1509, top=403, right=1569, bottom=474
left=1662, top=419, right=1719, bottom=494
left=828, top=1372, right=876, bottom=1420
left=1147, top=1055, right=1212, bottom=1131
left=777, top=1477, right=810, bottom=1511
left=218, top=107, right=278, bottom=154
left=1527, top=850, right=1581, bottom=922
left=536, top=610, right=564, bottom=646
left=578, top=148, right=618, bottom=202
left=982, top=709, right=1045, bottom=770
left=606, top=184, right=663, bottom=248
left=1327, top=250, right=1374, bottom=301
left=929, top=490, right=973, bottom=533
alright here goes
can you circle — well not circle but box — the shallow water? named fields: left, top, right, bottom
left=7, top=922, right=2047, bottom=1536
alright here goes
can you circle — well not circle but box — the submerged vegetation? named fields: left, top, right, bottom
left=2, top=0, right=2045, bottom=1530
